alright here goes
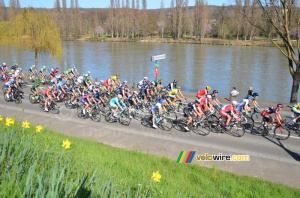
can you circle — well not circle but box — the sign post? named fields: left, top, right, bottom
left=151, top=54, right=166, bottom=81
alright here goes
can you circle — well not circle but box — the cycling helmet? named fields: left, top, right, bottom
left=144, top=77, right=148, bottom=80
left=32, top=65, right=36, bottom=68
left=43, top=66, right=46, bottom=69
left=15, top=63, right=18, bottom=66
left=100, top=80, right=104, bottom=83
left=88, top=71, right=91, bottom=74
left=72, top=66, right=76, bottom=69
left=133, top=91, right=138, bottom=95
left=253, top=93, right=259, bottom=97
left=206, top=86, right=211, bottom=91
left=213, top=90, right=218, bottom=94
left=51, top=68, right=54, bottom=71
left=3, top=63, right=6, bottom=66
left=232, top=101, right=238, bottom=106
left=277, top=104, right=283, bottom=108
left=161, top=94, right=166, bottom=99
left=10, top=78, right=14, bottom=82
left=55, top=67, right=59, bottom=70
left=117, top=94, right=122, bottom=99
left=159, top=78, right=163, bottom=81
left=159, top=99, right=166, bottom=104
left=195, top=99, right=200, bottom=104
left=123, top=81, right=127, bottom=84
left=48, top=86, right=53, bottom=90
left=174, top=79, right=178, bottom=83
left=68, top=69, right=71, bottom=72
left=19, top=68, right=22, bottom=71
left=177, top=86, right=181, bottom=89
left=207, top=95, right=212, bottom=99
left=151, top=82, right=155, bottom=85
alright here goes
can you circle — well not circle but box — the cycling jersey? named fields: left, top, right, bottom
left=261, top=107, right=279, bottom=117
left=40, top=68, right=46, bottom=73
left=197, top=89, right=209, bottom=99
left=32, top=83, right=40, bottom=89
left=236, top=99, right=249, bottom=112
left=104, top=79, right=113, bottom=87
left=292, top=103, right=300, bottom=114
left=43, top=89, right=51, bottom=96
left=220, top=104, right=239, bottom=117
left=199, top=97, right=209, bottom=109
left=169, top=89, right=179, bottom=97
left=110, top=97, right=126, bottom=109
left=56, top=82, right=64, bottom=89
left=110, top=76, right=118, bottom=80
left=167, top=82, right=176, bottom=91
left=77, top=76, right=84, bottom=84
left=81, top=95, right=92, bottom=104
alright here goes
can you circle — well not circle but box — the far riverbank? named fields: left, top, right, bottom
left=74, top=36, right=289, bottom=47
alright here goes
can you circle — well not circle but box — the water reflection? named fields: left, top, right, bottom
left=0, top=42, right=293, bottom=102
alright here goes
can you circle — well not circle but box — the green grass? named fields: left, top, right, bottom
left=0, top=119, right=299, bottom=198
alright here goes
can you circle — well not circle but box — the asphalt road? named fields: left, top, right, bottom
left=0, top=83, right=299, bottom=189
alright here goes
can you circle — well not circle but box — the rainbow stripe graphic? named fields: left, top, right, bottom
left=176, top=151, right=196, bottom=163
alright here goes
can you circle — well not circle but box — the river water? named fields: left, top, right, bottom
left=0, top=41, right=293, bottom=103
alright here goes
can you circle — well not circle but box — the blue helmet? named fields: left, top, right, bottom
left=159, top=99, right=166, bottom=104
left=248, top=96, right=254, bottom=100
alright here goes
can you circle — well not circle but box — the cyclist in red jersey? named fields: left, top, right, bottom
left=43, top=86, right=55, bottom=112
left=198, top=95, right=213, bottom=112
left=261, top=104, right=283, bottom=127
left=197, top=86, right=211, bottom=99
left=219, top=101, right=240, bottom=128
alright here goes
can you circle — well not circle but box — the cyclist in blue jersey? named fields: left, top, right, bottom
left=110, top=94, right=127, bottom=117
left=151, top=98, right=167, bottom=129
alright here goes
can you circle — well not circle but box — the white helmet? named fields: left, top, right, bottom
left=156, top=103, right=162, bottom=108
left=207, top=95, right=212, bottom=99
left=123, top=81, right=127, bottom=84
left=232, top=101, right=238, bottom=106
left=2, top=63, right=6, bottom=65
left=144, top=77, right=148, bottom=80
left=100, top=80, right=104, bottom=83
left=117, top=94, right=122, bottom=99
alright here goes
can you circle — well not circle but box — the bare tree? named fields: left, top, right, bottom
left=194, top=0, right=208, bottom=40
left=176, top=0, right=183, bottom=38
left=182, top=0, right=189, bottom=37
left=0, top=0, right=6, bottom=21
left=159, top=0, right=166, bottom=38
left=242, top=0, right=300, bottom=102
left=234, top=0, right=243, bottom=40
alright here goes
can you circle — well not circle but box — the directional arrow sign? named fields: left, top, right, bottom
left=151, top=54, right=166, bottom=61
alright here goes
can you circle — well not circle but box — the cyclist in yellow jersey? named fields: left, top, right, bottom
left=168, top=86, right=186, bottom=102
left=292, top=102, right=300, bottom=122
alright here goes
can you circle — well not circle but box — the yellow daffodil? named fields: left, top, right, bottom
left=35, top=125, right=43, bottom=133
left=22, top=120, right=30, bottom=129
left=5, top=118, right=14, bottom=126
left=151, top=171, right=162, bottom=182
left=0, top=115, right=3, bottom=122
left=62, top=139, right=71, bottom=149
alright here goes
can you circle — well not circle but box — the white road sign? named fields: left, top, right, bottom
left=151, top=54, right=166, bottom=61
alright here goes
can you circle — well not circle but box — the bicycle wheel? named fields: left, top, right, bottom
left=105, top=111, right=114, bottom=123
left=51, top=105, right=60, bottom=114
left=15, top=97, right=22, bottom=104
left=165, top=111, right=177, bottom=120
left=193, top=119, right=211, bottom=136
left=119, top=112, right=131, bottom=126
left=39, top=103, right=46, bottom=112
left=274, top=126, right=290, bottom=140
left=91, top=109, right=101, bottom=122
left=77, top=107, right=84, bottom=118
left=2, top=85, right=5, bottom=92
left=132, top=109, right=145, bottom=121
left=172, top=119, right=187, bottom=132
left=230, top=122, right=245, bottom=137
left=241, top=116, right=254, bottom=132
left=29, top=94, right=36, bottom=104
left=208, top=115, right=220, bottom=133
left=158, top=118, right=173, bottom=131
left=251, top=121, right=264, bottom=136
left=141, top=115, right=153, bottom=128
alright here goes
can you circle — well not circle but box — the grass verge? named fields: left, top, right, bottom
left=0, top=118, right=299, bottom=197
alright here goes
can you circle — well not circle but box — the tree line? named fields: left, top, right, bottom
left=0, top=0, right=292, bottom=41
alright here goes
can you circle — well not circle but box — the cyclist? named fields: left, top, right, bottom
left=125, top=91, right=140, bottom=117
left=166, top=79, right=177, bottom=91
left=39, top=66, right=47, bottom=83
left=28, top=65, right=37, bottom=79
left=237, top=93, right=260, bottom=115
left=71, top=66, right=80, bottom=76
left=81, top=93, right=97, bottom=116
left=199, top=94, right=214, bottom=113
left=151, top=98, right=167, bottom=129
left=11, top=63, right=18, bottom=71
left=1, top=63, right=9, bottom=77
left=31, top=81, right=41, bottom=96
left=43, top=86, right=55, bottom=112
left=117, top=81, right=129, bottom=98
left=109, top=94, right=127, bottom=117
left=5, top=79, right=17, bottom=100
left=261, top=104, right=284, bottom=128
left=183, top=99, right=203, bottom=131
left=211, top=90, right=221, bottom=106
left=155, top=78, right=163, bottom=90
left=197, top=86, right=211, bottom=99
left=219, top=101, right=240, bottom=129
left=168, top=86, right=186, bottom=103
left=292, top=102, right=300, bottom=122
